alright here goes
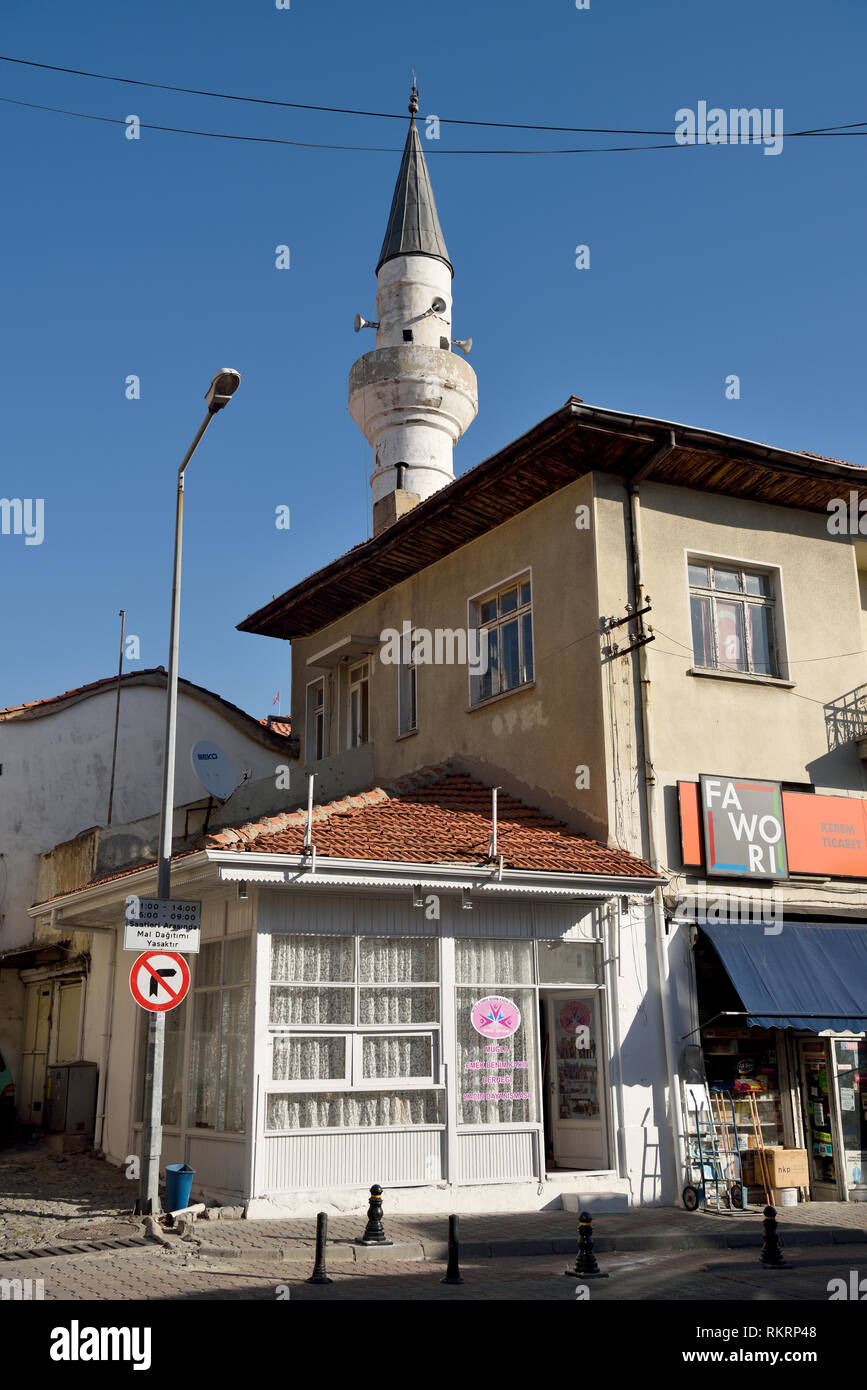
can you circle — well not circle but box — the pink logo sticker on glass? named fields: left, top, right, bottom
left=558, top=1000, right=591, bottom=1035
left=470, top=995, right=521, bottom=1038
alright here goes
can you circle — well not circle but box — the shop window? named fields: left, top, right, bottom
left=469, top=573, right=534, bottom=705
left=272, top=1035, right=349, bottom=1086
left=188, top=935, right=250, bottom=1133
left=537, top=940, right=602, bottom=985
left=270, top=934, right=354, bottom=1026
left=455, top=937, right=539, bottom=1126
left=265, top=933, right=442, bottom=1133
left=266, top=1089, right=443, bottom=1131
left=688, top=560, right=780, bottom=677
left=362, top=1034, right=433, bottom=1081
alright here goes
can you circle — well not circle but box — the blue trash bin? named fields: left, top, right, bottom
left=165, top=1163, right=195, bottom=1212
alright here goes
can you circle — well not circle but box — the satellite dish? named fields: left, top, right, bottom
left=190, top=740, right=238, bottom=802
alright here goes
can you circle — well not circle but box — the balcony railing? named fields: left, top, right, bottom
left=824, top=683, right=867, bottom=750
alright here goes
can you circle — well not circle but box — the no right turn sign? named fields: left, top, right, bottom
left=129, top=951, right=191, bottom=1013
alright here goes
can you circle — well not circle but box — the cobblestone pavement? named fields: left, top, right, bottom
left=2, top=1242, right=865, bottom=1302
left=0, top=1142, right=139, bottom=1252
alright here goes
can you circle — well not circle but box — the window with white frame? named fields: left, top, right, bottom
left=347, top=660, right=370, bottom=747
left=305, top=679, right=325, bottom=761
left=688, top=560, right=780, bottom=677
left=455, top=938, right=539, bottom=1127
left=398, top=639, right=418, bottom=736
left=188, top=936, right=250, bottom=1133
left=265, top=934, right=442, bottom=1131
left=470, top=574, right=534, bottom=704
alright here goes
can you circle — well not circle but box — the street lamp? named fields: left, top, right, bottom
left=139, top=368, right=242, bottom=1216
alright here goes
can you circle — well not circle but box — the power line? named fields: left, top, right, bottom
left=653, top=626, right=866, bottom=666
left=1, top=53, right=866, bottom=142
left=3, top=94, right=866, bottom=157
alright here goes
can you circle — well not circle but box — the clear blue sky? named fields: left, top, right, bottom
left=1, top=0, right=864, bottom=720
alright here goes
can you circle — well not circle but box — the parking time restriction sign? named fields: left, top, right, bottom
left=124, top=895, right=201, bottom=953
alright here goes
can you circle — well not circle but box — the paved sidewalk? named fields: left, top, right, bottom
left=177, top=1201, right=867, bottom=1264
left=2, top=1241, right=864, bottom=1302
left=2, top=1141, right=866, bottom=1267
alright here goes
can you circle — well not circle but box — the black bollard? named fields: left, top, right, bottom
left=441, top=1214, right=465, bottom=1285
left=306, top=1211, right=333, bottom=1284
left=357, top=1184, right=394, bottom=1246
left=760, top=1205, right=791, bottom=1269
left=565, top=1210, right=609, bottom=1279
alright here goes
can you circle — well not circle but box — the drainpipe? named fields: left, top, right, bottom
left=627, top=438, right=687, bottom=1196
left=604, top=899, right=630, bottom=1190
left=93, top=926, right=118, bottom=1153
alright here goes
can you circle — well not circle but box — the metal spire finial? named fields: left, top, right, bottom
left=409, top=75, right=419, bottom=120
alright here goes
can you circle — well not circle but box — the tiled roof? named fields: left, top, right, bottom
left=32, top=768, right=655, bottom=909
left=260, top=716, right=293, bottom=738
left=0, top=668, right=294, bottom=746
left=206, top=768, right=655, bottom=877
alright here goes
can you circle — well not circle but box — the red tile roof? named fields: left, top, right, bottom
left=260, top=716, right=293, bottom=738
left=33, top=769, right=655, bottom=908
left=206, top=768, right=655, bottom=877
left=0, top=668, right=294, bottom=747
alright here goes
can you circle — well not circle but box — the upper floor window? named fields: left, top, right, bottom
left=470, top=574, right=534, bottom=704
left=306, top=678, right=325, bottom=761
left=348, top=660, right=370, bottom=747
left=688, top=560, right=779, bottom=677
left=398, top=641, right=418, bottom=737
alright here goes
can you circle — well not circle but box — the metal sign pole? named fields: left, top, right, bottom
left=140, top=418, right=211, bottom=1216
left=137, top=372, right=240, bottom=1218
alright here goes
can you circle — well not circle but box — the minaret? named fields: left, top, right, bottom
left=349, top=84, right=478, bottom=536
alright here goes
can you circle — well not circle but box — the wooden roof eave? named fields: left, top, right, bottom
left=238, top=398, right=864, bottom=641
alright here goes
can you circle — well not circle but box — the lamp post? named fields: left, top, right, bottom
left=139, top=368, right=242, bottom=1216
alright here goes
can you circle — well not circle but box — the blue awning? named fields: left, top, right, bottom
left=701, top=922, right=867, bottom=1032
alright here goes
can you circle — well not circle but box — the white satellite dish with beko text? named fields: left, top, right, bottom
left=191, top=740, right=238, bottom=802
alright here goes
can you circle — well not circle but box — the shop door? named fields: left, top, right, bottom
left=542, top=991, right=606, bottom=1170
left=832, top=1039, right=867, bottom=1202
left=19, top=983, right=52, bottom=1125
left=798, top=1038, right=842, bottom=1200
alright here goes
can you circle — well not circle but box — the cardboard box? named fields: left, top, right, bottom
left=739, top=1146, right=808, bottom=1188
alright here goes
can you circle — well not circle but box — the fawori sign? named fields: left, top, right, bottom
left=679, top=782, right=867, bottom=880
left=699, top=775, right=788, bottom=881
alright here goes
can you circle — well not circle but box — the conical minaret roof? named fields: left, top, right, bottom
left=376, top=88, right=452, bottom=276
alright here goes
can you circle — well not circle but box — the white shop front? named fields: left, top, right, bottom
left=236, top=859, right=659, bottom=1215
left=35, top=852, right=661, bottom=1213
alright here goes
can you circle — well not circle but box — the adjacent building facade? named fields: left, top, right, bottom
left=0, top=669, right=293, bottom=1133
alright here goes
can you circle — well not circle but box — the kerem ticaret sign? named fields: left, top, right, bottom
left=700, top=775, right=789, bottom=880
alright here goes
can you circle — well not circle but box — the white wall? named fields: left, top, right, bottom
left=0, top=681, right=286, bottom=1084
